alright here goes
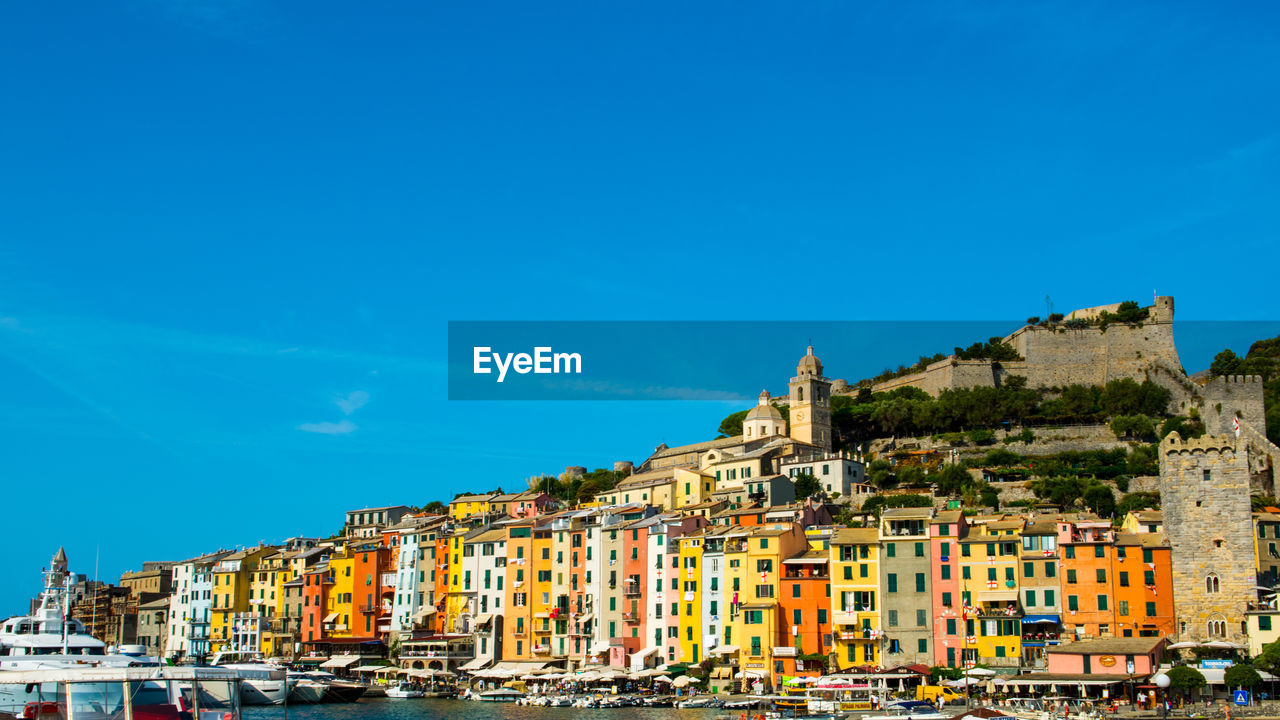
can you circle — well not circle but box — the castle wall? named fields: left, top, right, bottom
left=1201, top=375, right=1267, bottom=435
left=1004, top=321, right=1182, bottom=390
left=1159, top=433, right=1256, bottom=643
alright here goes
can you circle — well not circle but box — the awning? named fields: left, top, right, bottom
left=413, top=607, right=437, bottom=618
left=634, top=646, right=659, bottom=658
left=458, top=657, right=491, bottom=672
left=296, top=656, right=326, bottom=664
left=712, top=667, right=732, bottom=679
left=354, top=665, right=387, bottom=673
left=577, top=612, right=594, bottom=623
left=978, top=591, right=1019, bottom=603
left=323, top=612, right=340, bottom=623
left=534, top=612, right=549, bottom=618
left=1022, top=615, right=1061, bottom=624
left=475, top=614, right=493, bottom=628
left=319, top=656, right=361, bottom=669
left=589, top=640, right=611, bottom=654
left=714, top=645, right=740, bottom=655
left=772, top=647, right=797, bottom=657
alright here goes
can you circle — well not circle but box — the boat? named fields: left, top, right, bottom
left=479, top=687, right=524, bottom=702
left=0, top=665, right=242, bottom=720
left=385, top=682, right=424, bottom=699
left=804, top=679, right=878, bottom=714
left=210, top=652, right=294, bottom=705
left=286, top=671, right=327, bottom=704
left=860, top=701, right=947, bottom=720
left=290, top=670, right=366, bottom=703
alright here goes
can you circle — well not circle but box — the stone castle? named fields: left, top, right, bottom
left=865, top=296, right=1265, bottom=436
left=1160, top=431, right=1278, bottom=643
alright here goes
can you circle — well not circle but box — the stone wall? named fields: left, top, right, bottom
left=1159, top=432, right=1256, bottom=644
left=1201, top=375, right=1267, bottom=435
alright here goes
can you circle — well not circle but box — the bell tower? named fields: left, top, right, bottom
left=789, top=345, right=832, bottom=451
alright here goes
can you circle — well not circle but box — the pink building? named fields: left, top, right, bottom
left=1046, top=637, right=1164, bottom=675
left=930, top=510, right=966, bottom=667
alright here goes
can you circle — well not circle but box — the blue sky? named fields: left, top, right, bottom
left=1, top=1, right=1278, bottom=613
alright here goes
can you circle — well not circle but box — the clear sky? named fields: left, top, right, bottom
left=1, top=1, right=1278, bottom=614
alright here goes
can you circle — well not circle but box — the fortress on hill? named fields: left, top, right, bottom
left=864, top=296, right=1265, bottom=436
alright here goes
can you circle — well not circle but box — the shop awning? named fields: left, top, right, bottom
left=354, top=665, right=387, bottom=673
left=458, top=657, right=491, bottom=671
left=978, top=591, right=1019, bottom=603
left=1022, top=614, right=1061, bottom=624
left=475, top=614, right=493, bottom=628
left=322, top=612, right=340, bottom=623
left=295, top=656, right=326, bottom=664
left=589, top=640, right=611, bottom=654
left=413, top=607, right=437, bottom=618
left=714, top=645, right=740, bottom=655
left=577, top=612, right=594, bottom=623
left=319, top=656, right=361, bottom=669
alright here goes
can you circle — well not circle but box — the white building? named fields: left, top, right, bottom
left=390, top=516, right=447, bottom=635
left=165, top=551, right=229, bottom=662
left=779, top=451, right=870, bottom=498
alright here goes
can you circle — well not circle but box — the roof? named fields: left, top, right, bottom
left=451, top=494, right=498, bottom=504
left=881, top=507, right=933, bottom=519
left=932, top=511, right=964, bottom=524
left=832, top=527, right=879, bottom=544
left=647, top=436, right=744, bottom=460
left=346, top=505, right=410, bottom=513
left=1048, top=637, right=1163, bottom=655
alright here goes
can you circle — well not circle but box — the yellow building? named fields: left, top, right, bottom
left=959, top=519, right=1024, bottom=667
left=326, top=551, right=356, bottom=639
left=725, top=524, right=807, bottom=689
left=449, top=494, right=497, bottom=522
left=1255, top=511, right=1280, bottom=586
left=209, top=545, right=276, bottom=654
left=830, top=527, right=880, bottom=669
left=593, top=469, right=675, bottom=508
left=1120, top=509, right=1163, bottom=535
left=674, top=467, right=715, bottom=508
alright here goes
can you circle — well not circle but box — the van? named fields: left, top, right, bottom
left=915, top=685, right=963, bottom=704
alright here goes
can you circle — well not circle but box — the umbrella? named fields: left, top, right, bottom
left=673, top=675, right=695, bottom=688
left=1202, top=640, right=1245, bottom=649
left=1166, top=641, right=1198, bottom=649
left=785, top=676, right=816, bottom=686
left=654, top=676, right=673, bottom=684
left=965, top=668, right=997, bottom=677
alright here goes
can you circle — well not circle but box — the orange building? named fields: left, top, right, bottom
left=776, top=549, right=831, bottom=678
left=1060, top=519, right=1117, bottom=638
left=1111, top=533, right=1175, bottom=638
left=502, top=521, right=536, bottom=660
left=432, top=534, right=451, bottom=634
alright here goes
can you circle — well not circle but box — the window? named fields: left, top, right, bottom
left=1260, top=616, right=1273, bottom=631
left=918, top=638, right=928, bottom=653
left=1096, top=569, right=1106, bottom=583
left=817, top=609, right=827, bottom=624
left=887, top=574, right=897, bottom=593
left=886, top=544, right=896, bottom=558
left=1025, top=590, right=1036, bottom=607
left=1119, top=571, right=1129, bottom=587
left=1066, top=569, right=1077, bottom=584
left=888, top=610, right=899, bottom=627
left=916, top=573, right=926, bottom=592
left=1044, top=589, right=1055, bottom=606
left=1064, top=546, right=1075, bottom=559
left=915, top=542, right=924, bottom=558
left=1045, top=562, right=1056, bottom=578
left=946, top=618, right=957, bottom=634
left=962, top=567, right=970, bottom=580
left=1118, top=600, right=1129, bottom=616
left=1097, top=595, right=1108, bottom=611
left=1023, top=562, right=1034, bottom=578
left=917, top=609, right=927, bottom=627
left=1206, top=575, right=1221, bottom=593
left=941, top=592, right=952, bottom=607
left=941, top=565, right=951, bottom=580
left=1068, top=595, right=1079, bottom=611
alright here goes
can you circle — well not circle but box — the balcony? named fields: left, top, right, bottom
left=359, top=604, right=381, bottom=614
left=623, top=613, right=641, bottom=624
left=623, top=581, right=641, bottom=597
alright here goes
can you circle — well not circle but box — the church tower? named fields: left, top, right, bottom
left=789, top=346, right=832, bottom=451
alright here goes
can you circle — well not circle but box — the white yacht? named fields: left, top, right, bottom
left=0, top=548, right=118, bottom=667
left=209, top=652, right=295, bottom=705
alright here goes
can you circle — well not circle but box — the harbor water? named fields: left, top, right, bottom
left=247, top=698, right=724, bottom=720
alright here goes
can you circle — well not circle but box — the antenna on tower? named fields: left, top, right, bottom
left=1045, top=295, right=1054, bottom=319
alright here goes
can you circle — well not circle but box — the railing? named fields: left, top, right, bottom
left=623, top=613, right=640, bottom=624
left=623, top=582, right=641, bottom=596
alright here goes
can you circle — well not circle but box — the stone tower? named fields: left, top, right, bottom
left=1159, top=432, right=1256, bottom=643
left=789, top=346, right=832, bottom=451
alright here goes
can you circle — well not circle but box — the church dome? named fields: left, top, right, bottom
left=746, top=390, right=784, bottom=422
left=796, top=345, right=824, bottom=376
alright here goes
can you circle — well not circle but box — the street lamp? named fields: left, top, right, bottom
left=1155, top=673, right=1171, bottom=720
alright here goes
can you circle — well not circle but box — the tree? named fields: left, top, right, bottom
left=1083, top=483, right=1116, bottom=518
left=1224, top=663, right=1261, bottom=692
left=1115, top=492, right=1160, bottom=517
left=932, top=464, right=974, bottom=495
left=1210, top=349, right=1243, bottom=378
left=717, top=409, right=748, bottom=438
left=793, top=473, right=821, bottom=500
left=1166, top=665, right=1206, bottom=703
left=1253, top=639, right=1280, bottom=678
left=867, top=460, right=897, bottom=489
